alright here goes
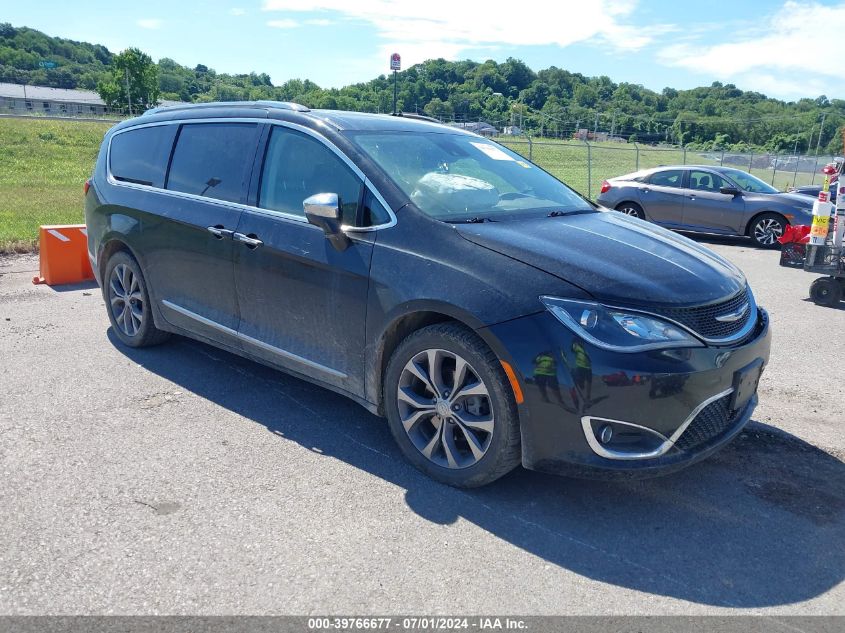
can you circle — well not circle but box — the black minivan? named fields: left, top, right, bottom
left=85, top=101, right=771, bottom=487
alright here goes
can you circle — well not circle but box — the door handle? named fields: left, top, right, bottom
left=207, top=226, right=234, bottom=239
left=642, top=188, right=650, bottom=193
left=233, top=232, right=263, bottom=249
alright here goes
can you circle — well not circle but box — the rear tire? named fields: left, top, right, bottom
left=749, top=213, right=787, bottom=248
left=615, top=202, right=645, bottom=219
left=809, top=277, right=843, bottom=307
left=103, top=251, right=170, bottom=348
left=384, top=323, right=521, bottom=488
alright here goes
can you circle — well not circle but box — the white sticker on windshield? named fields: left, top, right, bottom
left=470, top=142, right=515, bottom=161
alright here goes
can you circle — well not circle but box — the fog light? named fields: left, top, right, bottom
left=599, top=425, right=613, bottom=444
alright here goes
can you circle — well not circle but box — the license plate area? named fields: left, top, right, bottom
left=730, top=359, right=764, bottom=412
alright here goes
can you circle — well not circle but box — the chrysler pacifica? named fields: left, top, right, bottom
left=85, top=102, right=771, bottom=487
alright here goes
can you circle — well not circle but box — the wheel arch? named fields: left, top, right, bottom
left=97, top=237, right=168, bottom=331
left=615, top=200, right=643, bottom=210
left=98, top=236, right=140, bottom=283
left=615, top=200, right=645, bottom=218
left=744, top=210, right=789, bottom=237
left=367, top=302, right=507, bottom=416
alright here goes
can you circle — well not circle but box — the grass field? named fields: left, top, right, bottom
left=0, top=117, right=113, bottom=251
left=0, top=117, right=828, bottom=252
left=497, top=137, right=826, bottom=199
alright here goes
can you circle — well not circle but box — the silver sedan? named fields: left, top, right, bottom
left=596, top=165, right=816, bottom=248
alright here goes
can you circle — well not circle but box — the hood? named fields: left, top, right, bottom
left=455, top=211, right=746, bottom=308
left=788, top=185, right=821, bottom=195
left=770, top=191, right=819, bottom=206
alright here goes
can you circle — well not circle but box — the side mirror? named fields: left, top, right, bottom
left=719, top=186, right=741, bottom=196
left=303, top=193, right=349, bottom=251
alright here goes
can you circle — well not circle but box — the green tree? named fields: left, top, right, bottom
left=97, top=47, right=159, bottom=113
left=424, top=97, right=453, bottom=120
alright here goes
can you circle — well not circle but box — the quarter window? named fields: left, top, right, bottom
left=167, top=123, right=259, bottom=203
left=363, top=190, right=391, bottom=226
left=259, top=128, right=362, bottom=224
left=647, top=170, right=684, bottom=188
left=109, top=125, right=178, bottom=188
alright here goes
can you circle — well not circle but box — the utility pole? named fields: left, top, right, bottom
left=593, top=111, right=599, bottom=139
left=815, top=112, right=826, bottom=156
left=125, top=67, right=133, bottom=116
left=610, top=110, right=617, bottom=138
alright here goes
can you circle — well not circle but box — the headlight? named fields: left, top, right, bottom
left=540, top=296, right=703, bottom=352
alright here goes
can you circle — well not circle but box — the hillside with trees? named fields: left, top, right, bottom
left=1, top=22, right=843, bottom=153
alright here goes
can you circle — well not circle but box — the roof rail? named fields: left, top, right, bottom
left=142, top=100, right=310, bottom=116
left=391, top=112, right=441, bottom=123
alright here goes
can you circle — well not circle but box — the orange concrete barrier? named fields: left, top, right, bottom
left=32, top=224, right=94, bottom=286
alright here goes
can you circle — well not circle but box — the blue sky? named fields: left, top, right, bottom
left=4, top=0, right=843, bottom=100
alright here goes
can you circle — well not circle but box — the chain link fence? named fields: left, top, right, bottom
left=0, top=112, right=838, bottom=251
left=495, top=136, right=835, bottom=200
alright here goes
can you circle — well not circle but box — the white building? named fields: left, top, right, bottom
left=0, top=83, right=181, bottom=116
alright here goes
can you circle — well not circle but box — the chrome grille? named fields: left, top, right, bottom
left=674, top=394, right=739, bottom=452
left=654, top=287, right=752, bottom=341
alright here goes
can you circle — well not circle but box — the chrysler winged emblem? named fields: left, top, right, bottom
left=714, top=303, right=749, bottom=323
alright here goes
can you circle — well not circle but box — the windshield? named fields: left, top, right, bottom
left=349, top=131, right=594, bottom=221
left=720, top=168, right=779, bottom=194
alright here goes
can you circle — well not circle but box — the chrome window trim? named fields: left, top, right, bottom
left=581, top=387, right=734, bottom=461
left=105, top=117, right=397, bottom=231
left=161, top=300, right=347, bottom=379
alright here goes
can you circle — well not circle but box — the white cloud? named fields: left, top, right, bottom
left=267, top=18, right=300, bottom=28
left=230, top=7, right=247, bottom=15
left=659, top=1, right=845, bottom=98
left=262, top=0, right=670, bottom=69
left=136, top=18, right=163, bottom=30
left=735, top=73, right=830, bottom=100
left=305, top=18, right=333, bottom=26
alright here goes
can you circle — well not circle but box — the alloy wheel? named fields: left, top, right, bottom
left=753, top=218, right=783, bottom=245
left=618, top=205, right=642, bottom=218
left=108, top=263, right=144, bottom=337
left=397, top=348, right=494, bottom=469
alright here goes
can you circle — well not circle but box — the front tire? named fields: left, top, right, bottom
left=104, top=251, right=170, bottom=348
left=384, top=323, right=521, bottom=488
left=749, top=213, right=787, bottom=248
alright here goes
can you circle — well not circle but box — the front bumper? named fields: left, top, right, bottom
left=484, top=307, right=771, bottom=478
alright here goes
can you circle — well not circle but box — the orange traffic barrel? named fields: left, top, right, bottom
left=32, top=224, right=95, bottom=286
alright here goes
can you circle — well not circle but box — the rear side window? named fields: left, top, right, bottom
left=109, top=125, right=177, bottom=188
left=259, top=127, right=362, bottom=224
left=167, top=123, right=259, bottom=203
left=647, top=170, right=684, bottom=188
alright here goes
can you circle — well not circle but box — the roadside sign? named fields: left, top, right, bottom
left=38, top=61, right=58, bottom=69
left=390, top=53, right=401, bottom=71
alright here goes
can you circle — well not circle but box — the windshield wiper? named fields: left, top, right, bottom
left=548, top=208, right=595, bottom=217
left=447, top=216, right=496, bottom=224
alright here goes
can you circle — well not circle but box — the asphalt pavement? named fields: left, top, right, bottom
left=0, top=235, right=843, bottom=615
